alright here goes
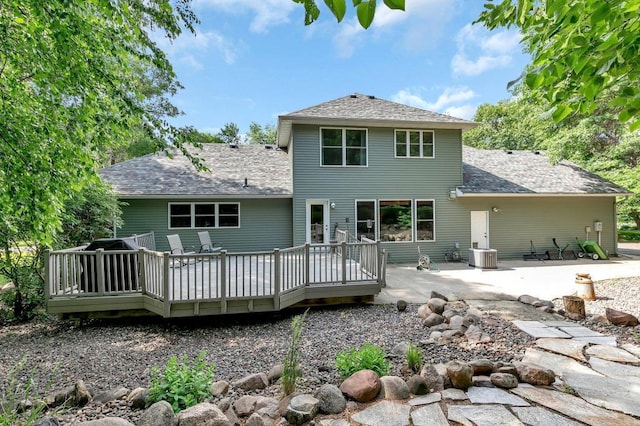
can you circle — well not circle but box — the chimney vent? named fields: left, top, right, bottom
left=368, top=95, right=375, bottom=99
left=350, top=94, right=357, bottom=98
left=243, top=178, right=248, bottom=188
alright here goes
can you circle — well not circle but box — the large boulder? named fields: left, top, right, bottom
left=314, top=384, right=346, bottom=414
left=406, top=375, right=429, bottom=395
left=514, top=361, right=555, bottom=386
left=211, top=380, right=230, bottom=397
left=234, top=395, right=258, bottom=417
left=446, top=361, right=473, bottom=390
left=177, top=402, right=231, bottom=426
left=93, top=387, right=129, bottom=404
left=417, top=304, right=433, bottom=319
left=339, top=370, right=381, bottom=402
left=378, top=376, right=410, bottom=400
left=423, top=313, right=445, bottom=327
left=138, top=401, right=177, bottom=426
left=420, top=364, right=444, bottom=392
left=490, top=372, right=518, bottom=389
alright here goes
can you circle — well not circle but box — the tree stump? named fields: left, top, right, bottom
left=563, top=295, right=586, bottom=319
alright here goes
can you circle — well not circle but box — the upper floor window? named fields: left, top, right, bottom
left=395, top=130, right=434, bottom=158
left=321, top=128, right=367, bottom=166
left=169, top=203, right=240, bottom=229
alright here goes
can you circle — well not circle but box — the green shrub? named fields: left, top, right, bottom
left=618, top=230, right=640, bottom=241
left=406, top=343, right=423, bottom=373
left=148, top=350, right=215, bottom=412
left=335, top=342, right=391, bottom=379
left=282, top=309, right=308, bottom=395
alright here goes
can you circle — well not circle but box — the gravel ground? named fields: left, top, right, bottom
left=0, top=276, right=638, bottom=424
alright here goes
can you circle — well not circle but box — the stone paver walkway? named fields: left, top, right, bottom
left=344, top=310, right=640, bottom=426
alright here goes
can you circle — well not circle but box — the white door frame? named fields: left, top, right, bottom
left=305, top=200, right=330, bottom=244
left=470, top=210, right=490, bottom=249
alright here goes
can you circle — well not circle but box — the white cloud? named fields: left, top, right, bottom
left=392, top=87, right=477, bottom=119
left=195, top=0, right=296, bottom=33
left=452, top=23, right=522, bottom=76
left=333, top=19, right=366, bottom=58
left=155, top=30, right=238, bottom=68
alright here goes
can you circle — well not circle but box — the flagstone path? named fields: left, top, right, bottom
left=342, top=314, right=640, bottom=425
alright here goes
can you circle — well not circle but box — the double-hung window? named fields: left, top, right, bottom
left=395, top=130, right=434, bottom=158
left=169, top=203, right=240, bottom=229
left=321, top=128, right=367, bottom=166
left=355, top=200, right=376, bottom=240
left=415, top=200, right=435, bottom=241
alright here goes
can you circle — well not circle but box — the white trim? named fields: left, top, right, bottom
left=355, top=199, right=378, bottom=241
left=456, top=192, right=629, bottom=198
left=378, top=199, right=413, bottom=243
left=305, top=200, right=330, bottom=244
left=118, top=194, right=292, bottom=200
left=394, top=129, right=435, bottom=159
left=168, top=202, right=240, bottom=230
left=415, top=199, right=436, bottom=242
left=319, top=127, right=368, bottom=167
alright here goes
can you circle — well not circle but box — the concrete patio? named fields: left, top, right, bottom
left=377, top=243, right=640, bottom=303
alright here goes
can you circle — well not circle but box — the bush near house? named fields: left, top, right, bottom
left=618, top=230, right=640, bottom=241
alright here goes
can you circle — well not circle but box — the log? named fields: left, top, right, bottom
left=563, top=295, right=586, bottom=318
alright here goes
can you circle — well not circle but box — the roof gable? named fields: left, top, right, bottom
left=100, top=144, right=291, bottom=198
left=277, top=93, right=476, bottom=147
left=461, top=146, right=629, bottom=196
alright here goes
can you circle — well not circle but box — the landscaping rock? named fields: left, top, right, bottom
left=390, top=341, right=410, bottom=358
left=234, top=395, right=258, bottom=417
left=285, top=394, right=319, bottom=425
left=406, top=374, right=429, bottom=395
left=514, top=361, right=556, bottom=386
left=33, top=417, right=59, bottom=426
left=267, top=364, right=284, bottom=383
left=74, top=380, right=92, bottom=407
left=397, top=299, right=407, bottom=312
left=423, top=313, right=445, bottom=327
left=605, top=308, right=639, bottom=326
left=245, top=413, right=265, bottom=426
left=469, top=359, right=494, bottom=375
left=462, top=312, right=481, bottom=328
left=211, top=380, right=230, bottom=397
left=417, top=304, right=432, bottom=319
left=420, top=364, right=444, bottom=392
left=518, top=295, right=538, bottom=305
left=378, top=375, right=410, bottom=400
left=177, top=402, right=231, bottom=426
left=93, top=387, right=129, bottom=404
left=427, top=298, right=447, bottom=314
left=126, top=387, right=147, bottom=410
left=314, top=384, right=346, bottom=414
left=446, top=361, right=473, bottom=390
left=232, top=373, right=268, bottom=392
left=430, top=291, right=448, bottom=301
left=448, top=315, right=465, bottom=331
left=490, top=372, right=519, bottom=389
left=77, top=418, right=134, bottom=426
left=339, top=369, right=381, bottom=402
left=138, top=401, right=177, bottom=426
left=443, top=309, right=462, bottom=322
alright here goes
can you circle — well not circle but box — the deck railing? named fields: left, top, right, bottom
left=131, top=231, right=156, bottom=250
left=46, top=240, right=385, bottom=316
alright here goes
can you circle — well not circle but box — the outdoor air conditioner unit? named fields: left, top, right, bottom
left=468, top=248, right=498, bottom=269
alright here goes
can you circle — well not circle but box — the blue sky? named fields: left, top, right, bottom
left=156, top=0, right=530, bottom=135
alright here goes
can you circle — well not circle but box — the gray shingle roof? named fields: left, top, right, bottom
left=461, top=146, right=629, bottom=195
left=283, top=93, right=474, bottom=124
left=277, top=93, right=476, bottom=147
left=99, top=144, right=291, bottom=198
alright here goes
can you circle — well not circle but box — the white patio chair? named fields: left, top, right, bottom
left=197, top=231, right=222, bottom=253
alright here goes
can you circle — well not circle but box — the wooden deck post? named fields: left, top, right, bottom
left=273, top=249, right=281, bottom=310
left=44, top=249, right=51, bottom=300
left=96, top=249, right=105, bottom=296
left=163, top=252, right=171, bottom=317
left=376, top=241, right=382, bottom=283
left=304, top=243, right=310, bottom=286
left=341, top=241, right=347, bottom=284
left=220, top=250, right=227, bottom=314
left=138, top=248, right=146, bottom=295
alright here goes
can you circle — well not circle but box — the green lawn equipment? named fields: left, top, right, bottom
left=575, top=238, right=608, bottom=260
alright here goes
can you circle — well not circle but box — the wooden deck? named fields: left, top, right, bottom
left=45, top=235, right=386, bottom=318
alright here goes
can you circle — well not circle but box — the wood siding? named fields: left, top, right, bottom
left=117, top=198, right=293, bottom=253
left=291, top=124, right=464, bottom=263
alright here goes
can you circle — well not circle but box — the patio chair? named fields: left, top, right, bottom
left=197, top=231, right=222, bottom=253
left=166, top=234, right=195, bottom=255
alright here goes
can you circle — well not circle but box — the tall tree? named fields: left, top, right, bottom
left=248, top=122, right=277, bottom=145
left=218, top=122, right=241, bottom=145
left=0, top=0, right=198, bottom=318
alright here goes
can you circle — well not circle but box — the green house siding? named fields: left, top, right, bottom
left=117, top=198, right=293, bottom=252
left=457, top=196, right=618, bottom=259
left=291, top=124, right=465, bottom=263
